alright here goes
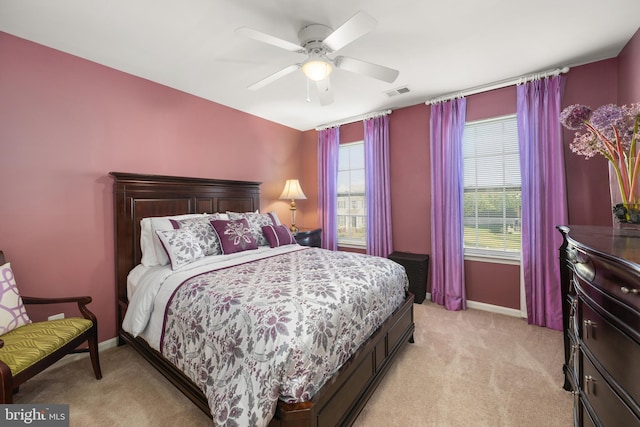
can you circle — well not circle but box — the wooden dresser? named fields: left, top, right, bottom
left=557, top=225, right=640, bottom=427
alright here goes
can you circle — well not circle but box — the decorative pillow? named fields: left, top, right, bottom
left=155, top=229, right=205, bottom=270
left=170, top=213, right=225, bottom=256
left=227, top=211, right=280, bottom=246
left=0, top=263, right=31, bottom=334
left=141, top=213, right=207, bottom=267
left=261, top=225, right=297, bottom=248
left=210, top=219, right=259, bottom=254
left=140, top=213, right=230, bottom=266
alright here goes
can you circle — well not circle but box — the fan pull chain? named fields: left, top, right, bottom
left=306, top=78, right=311, bottom=103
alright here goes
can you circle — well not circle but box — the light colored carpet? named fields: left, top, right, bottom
left=14, top=303, right=572, bottom=426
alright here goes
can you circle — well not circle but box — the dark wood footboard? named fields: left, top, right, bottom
left=119, top=292, right=414, bottom=426
left=270, top=292, right=415, bottom=427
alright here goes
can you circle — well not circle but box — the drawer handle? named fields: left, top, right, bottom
left=583, top=319, right=596, bottom=339
left=584, top=375, right=596, bottom=395
left=621, top=286, right=639, bottom=294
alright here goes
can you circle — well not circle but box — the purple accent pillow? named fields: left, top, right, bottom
left=0, top=262, right=32, bottom=334
left=210, top=219, right=259, bottom=254
left=227, top=211, right=279, bottom=246
left=261, top=225, right=297, bottom=248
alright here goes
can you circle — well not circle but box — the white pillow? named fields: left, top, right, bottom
left=155, top=229, right=205, bottom=270
left=140, top=213, right=224, bottom=266
left=170, top=214, right=227, bottom=256
left=0, top=262, right=31, bottom=334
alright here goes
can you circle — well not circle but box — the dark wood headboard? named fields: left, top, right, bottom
left=110, top=172, right=261, bottom=336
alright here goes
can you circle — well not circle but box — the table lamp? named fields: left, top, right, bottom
left=279, top=179, right=307, bottom=232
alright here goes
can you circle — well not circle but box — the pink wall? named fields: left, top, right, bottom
left=298, top=130, right=318, bottom=229
left=618, top=28, right=640, bottom=104
left=388, top=105, right=431, bottom=255
left=0, top=33, right=305, bottom=341
left=465, top=261, right=520, bottom=308
left=562, top=59, right=618, bottom=226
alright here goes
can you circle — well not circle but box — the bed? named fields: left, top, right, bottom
left=110, top=172, right=415, bottom=427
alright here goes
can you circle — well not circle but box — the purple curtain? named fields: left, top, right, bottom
left=318, top=126, right=340, bottom=251
left=430, top=98, right=467, bottom=311
left=364, top=115, right=393, bottom=257
left=517, top=76, right=567, bottom=330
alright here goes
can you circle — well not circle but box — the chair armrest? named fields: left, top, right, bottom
left=22, top=296, right=92, bottom=305
left=22, top=296, right=97, bottom=323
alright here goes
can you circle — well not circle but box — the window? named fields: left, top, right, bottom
left=337, top=141, right=366, bottom=246
left=463, top=115, right=521, bottom=259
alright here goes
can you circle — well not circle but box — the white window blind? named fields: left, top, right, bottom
left=463, top=115, right=521, bottom=259
left=337, top=141, right=366, bottom=246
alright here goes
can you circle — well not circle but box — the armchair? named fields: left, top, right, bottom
left=0, top=251, right=102, bottom=403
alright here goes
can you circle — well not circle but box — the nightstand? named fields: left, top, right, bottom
left=294, top=228, right=322, bottom=248
left=388, top=251, right=429, bottom=304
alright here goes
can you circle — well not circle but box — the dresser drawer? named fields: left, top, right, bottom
left=580, top=298, right=640, bottom=410
left=573, top=256, right=640, bottom=338
left=582, top=354, right=640, bottom=426
left=580, top=405, right=597, bottom=427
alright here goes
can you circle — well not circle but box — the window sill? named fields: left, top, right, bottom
left=464, top=253, right=520, bottom=265
left=338, top=242, right=366, bottom=250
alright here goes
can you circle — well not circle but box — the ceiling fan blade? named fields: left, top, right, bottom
left=236, top=27, right=304, bottom=53
left=248, top=64, right=300, bottom=90
left=322, top=11, right=377, bottom=52
left=335, top=56, right=399, bottom=83
left=315, top=79, right=333, bottom=106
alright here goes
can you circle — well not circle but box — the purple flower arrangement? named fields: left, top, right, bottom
left=560, top=103, right=640, bottom=223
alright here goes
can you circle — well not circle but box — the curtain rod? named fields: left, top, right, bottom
left=425, top=66, right=570, bottom=105
left=315, top=109, right=392, bottom=131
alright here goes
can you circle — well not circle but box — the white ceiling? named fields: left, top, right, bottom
left=1, top=0, right=639, bottom=131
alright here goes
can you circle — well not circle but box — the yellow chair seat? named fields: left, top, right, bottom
left=0, top=318, right=93, bottom=376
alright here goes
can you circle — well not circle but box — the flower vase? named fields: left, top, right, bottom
left=609, top=163, right=640, bottom=227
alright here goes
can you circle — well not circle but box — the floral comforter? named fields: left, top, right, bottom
left=160, top=247, right=408, bottom=427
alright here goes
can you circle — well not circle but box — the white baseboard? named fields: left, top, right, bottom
left=47, top=337, right=119, bottom=370
left=99, top=337, right=119, bottom=351
left=424, top=292, right=524, bottom=318
left=466, top=300, right=523, bottom=318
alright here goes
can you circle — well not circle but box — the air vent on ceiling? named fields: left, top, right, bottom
left=385, top=86, right=410, bottom=97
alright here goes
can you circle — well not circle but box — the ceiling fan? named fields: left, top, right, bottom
left=236, top=11, right=399, bottom=106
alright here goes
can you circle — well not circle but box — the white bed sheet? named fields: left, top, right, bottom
left=123, top=244, right=307, bottom=350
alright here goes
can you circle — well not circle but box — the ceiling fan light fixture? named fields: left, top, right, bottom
left=301, top=58, right=333, bottom=81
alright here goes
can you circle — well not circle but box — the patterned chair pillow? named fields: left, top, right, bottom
left=0, top=262, right=31, bottom=335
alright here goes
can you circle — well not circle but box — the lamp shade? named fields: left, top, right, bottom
left=279, top=179, right=307, bottom=200
left=301, top=59, right=333, bottom=81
